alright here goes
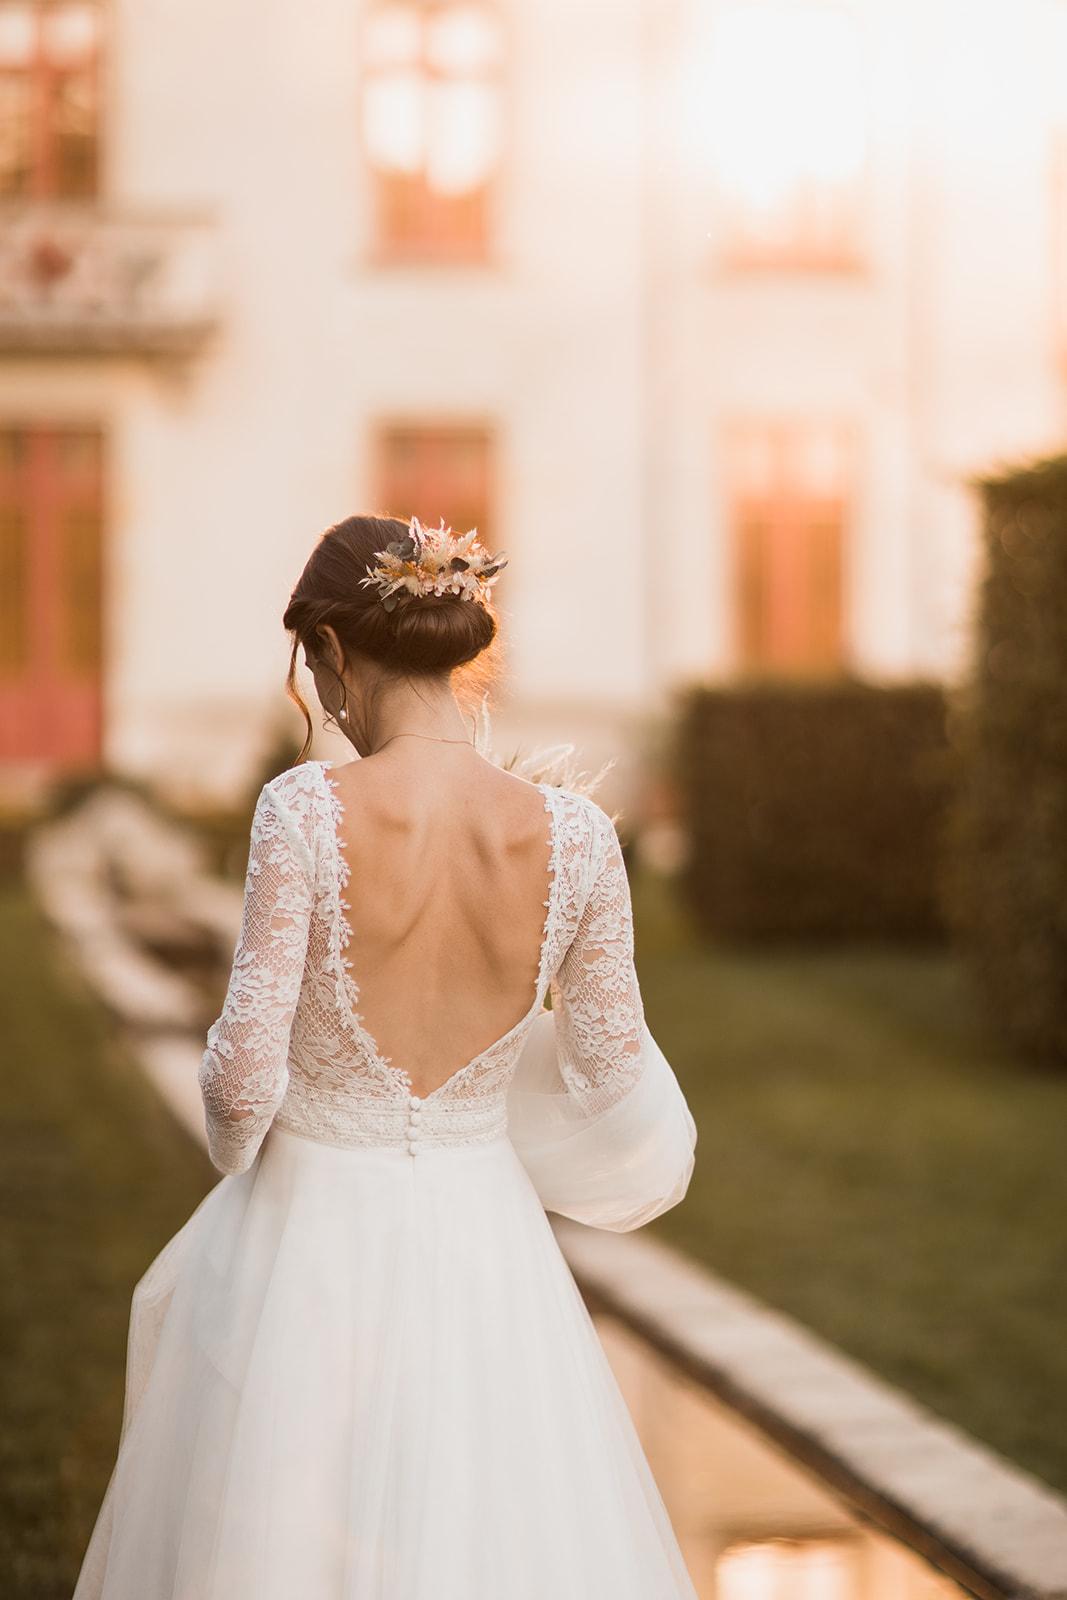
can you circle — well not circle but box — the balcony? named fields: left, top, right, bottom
left=0, top=206, right=220, bottom=358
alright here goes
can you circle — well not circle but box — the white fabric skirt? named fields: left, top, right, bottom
left=74, top=1123, right=698, bottom=1600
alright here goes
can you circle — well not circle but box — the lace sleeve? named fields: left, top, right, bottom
left=198, top=779, right=314, bottom=1175
left=510, top=804, right=696, bottom=1230
left=548, top=807, right=646, bottom=1115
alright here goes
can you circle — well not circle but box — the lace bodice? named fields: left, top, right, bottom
left=198, top=759, right=647, bottom=1174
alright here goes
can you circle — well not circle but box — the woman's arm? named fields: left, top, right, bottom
left=509, top=805, right=697, bottom=1231
left=548, top=807, right=648, bottom=1113
left=198, top=779, right=314, bottom=1175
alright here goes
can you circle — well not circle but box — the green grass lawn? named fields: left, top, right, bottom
left=0, top=883, right=215, bottom=1600
left=634, top=870, right=1067, bottom=1499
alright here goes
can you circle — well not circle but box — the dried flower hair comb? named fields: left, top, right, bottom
left=360, top=515, right=508, bottom=613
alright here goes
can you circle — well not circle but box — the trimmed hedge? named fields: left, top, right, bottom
left=675, top=679, right=954, bottom=940
left=946, top=451, right=1067, bottom=1066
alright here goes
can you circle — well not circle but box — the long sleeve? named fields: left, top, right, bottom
left=508, top=808, right=697, bottom=1231
left=549, top=809, right=648, bottom=1114
left=198, top=779, right=315, bottom=1175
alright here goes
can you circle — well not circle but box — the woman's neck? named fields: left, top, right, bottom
left=359, top=680, right=475, bottom=756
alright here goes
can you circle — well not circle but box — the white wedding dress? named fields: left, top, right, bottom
left=73, top=757, right=699, bottom=1600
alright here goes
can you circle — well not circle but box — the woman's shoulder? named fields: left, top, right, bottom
left=543, top=784, right=622, bottom=883
left=255, top=761, right=336, bottom=863
left=547, top=782, right=617, bottom=832
left=260, top=757, right=331, bottom=807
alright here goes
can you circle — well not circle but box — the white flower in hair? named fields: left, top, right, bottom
left=360, top=515, right=508, bottom=613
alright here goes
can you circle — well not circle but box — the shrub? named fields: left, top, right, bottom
left=675, top=678, right=954, bottom=940
left=946, top=451, right=1067, bottom=1065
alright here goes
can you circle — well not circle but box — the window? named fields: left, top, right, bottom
left=0, top=1, right=102, bottom=199
left=0, top=423, right=104, bottom=763
left=726, top=419, right=853, bottom=674
left=709, top=2, right=866, bottom=270
left=361, top=1, right=502, bottom=262
left=375, top=422, right=494, bottom=543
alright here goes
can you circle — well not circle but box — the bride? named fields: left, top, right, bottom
left=73, top=513, right=699, bottom=1599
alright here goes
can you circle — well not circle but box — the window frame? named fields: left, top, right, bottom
left=0, top=0, right=105, bottom=201
left=358, top=0, right=505, bottom=267
left=724, top=416, right=856, bottom=676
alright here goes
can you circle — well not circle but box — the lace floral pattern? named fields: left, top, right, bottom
left=198, top=776, right=317, bottom=1174
left=198, top=758, right=648, bottom=1173
left=548, top=809, right=647, bottom=1114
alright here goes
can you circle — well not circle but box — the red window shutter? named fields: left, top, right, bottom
left=0, top=422, right=105, bottom=764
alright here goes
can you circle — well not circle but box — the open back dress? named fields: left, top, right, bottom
left=73, top=757, right=699, bottom=1600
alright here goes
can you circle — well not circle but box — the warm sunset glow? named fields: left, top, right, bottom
left=705, top=1, right=866, bottom=263
left=710, top=3, right=866, bottom=196
left=716, top=1538, right=854, bottom=1600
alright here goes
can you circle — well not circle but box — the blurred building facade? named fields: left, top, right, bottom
left=1, top=0, right=1066, bottom=801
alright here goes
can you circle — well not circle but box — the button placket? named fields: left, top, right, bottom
left=407, top=1093, right=422, bottom=1157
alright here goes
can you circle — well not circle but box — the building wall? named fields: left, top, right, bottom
left=2, top=0, right=1066, bottom=805
left=643, top=0, right=1066, bottom=696
left=115, top=0, right=649, bottom=798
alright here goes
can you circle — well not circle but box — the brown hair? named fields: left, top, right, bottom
left=283, top=514, right=499, bottom=762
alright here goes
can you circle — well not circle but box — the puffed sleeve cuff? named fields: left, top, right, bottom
left=506, top=1008, right=697, bottom=1232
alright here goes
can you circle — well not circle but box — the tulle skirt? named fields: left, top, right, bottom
left=74, top=1121, right=698, bottom=1599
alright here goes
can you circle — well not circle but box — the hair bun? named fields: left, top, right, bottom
left=388, top=591, right=497, bottom=673
left=283, top=514, right=499, bottom=681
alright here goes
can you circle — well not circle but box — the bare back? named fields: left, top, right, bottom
left=198, top=753, right=658, bottom=1176
left=327, top=753, right=555, bottom=1097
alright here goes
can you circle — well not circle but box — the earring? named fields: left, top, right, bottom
left=338, top=706, right=348, bottom=722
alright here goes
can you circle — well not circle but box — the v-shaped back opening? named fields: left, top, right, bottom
left=318, top=759, right=559, bottom=1101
